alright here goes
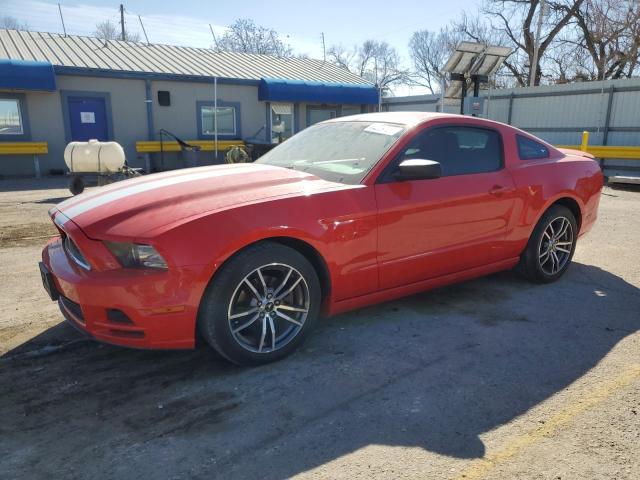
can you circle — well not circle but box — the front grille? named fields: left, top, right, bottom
left=60, top=296, right=85, bottom=323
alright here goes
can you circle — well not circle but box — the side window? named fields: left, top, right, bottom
left=397, top=126, right=503, bottom=176
left=517, top=135, right=549, bottom=160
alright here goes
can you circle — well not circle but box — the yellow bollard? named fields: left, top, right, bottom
left=580, top=131, right=589, bottom=152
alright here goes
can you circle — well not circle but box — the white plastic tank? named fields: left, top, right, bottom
left=64, top=139, right=126, bottom=173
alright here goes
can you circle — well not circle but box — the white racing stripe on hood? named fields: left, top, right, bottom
left=61, top=166, right=270, bottom=220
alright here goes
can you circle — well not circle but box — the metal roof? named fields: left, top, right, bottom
left=0, top=29, right=371, bottom=85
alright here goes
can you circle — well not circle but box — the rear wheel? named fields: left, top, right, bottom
left=198, top=242, right=321, bottom=365
left=518, top=205, right=578, bottom=283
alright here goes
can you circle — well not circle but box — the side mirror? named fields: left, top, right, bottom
left=393, top=159, right=442, bottom=181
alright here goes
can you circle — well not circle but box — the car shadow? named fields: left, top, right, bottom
left=607, top=182, right=640, bottom=193
left=1, top=262, right=638, bottom=479
left=33, top=197, right=71, bottom=204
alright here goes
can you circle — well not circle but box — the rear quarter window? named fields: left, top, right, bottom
left=517, top=135, right=550, bottom=160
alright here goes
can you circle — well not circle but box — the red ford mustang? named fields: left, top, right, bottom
left=40, top=112, right=603, bottom=365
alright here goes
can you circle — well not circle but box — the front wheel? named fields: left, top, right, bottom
left=198, top=242, right=321, bottom=365
left=518, top=205, right=578, bottom=283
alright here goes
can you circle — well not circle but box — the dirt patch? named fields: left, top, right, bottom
left=0, top=223, right=58, bottom=247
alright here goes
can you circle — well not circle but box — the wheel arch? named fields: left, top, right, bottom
left=207, top=236, right=332, bottom=304
left=548, top=196, right=583, bottom=233
left=518, top=194, right=584, bottom=260
left=194, top=235, right=332, bottom=347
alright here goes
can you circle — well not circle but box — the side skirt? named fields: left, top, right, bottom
left=328, top=257, right=520, bottom=316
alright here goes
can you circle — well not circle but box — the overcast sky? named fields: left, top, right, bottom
left=2, top=0, right=479, bottom=95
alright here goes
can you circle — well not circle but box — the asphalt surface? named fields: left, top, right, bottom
left=0, top=177, right=638, bottom=479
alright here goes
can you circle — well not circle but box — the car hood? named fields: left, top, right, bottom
left=52, top=163, right=346, bottom=240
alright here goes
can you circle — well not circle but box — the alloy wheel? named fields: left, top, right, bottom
left=227, top=263, right=310, bottom=353
left=538, top=216, right=574, bottom=275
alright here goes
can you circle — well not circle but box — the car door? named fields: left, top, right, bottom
left=374, top=124, right=518, bottom=290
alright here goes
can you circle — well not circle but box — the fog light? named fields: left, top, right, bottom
left=106, top=309, right=133, bottom=324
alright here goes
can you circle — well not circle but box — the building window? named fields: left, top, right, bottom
left=271, top=103, right=293, bottom=143
left=157, top=91, right=171, bottom=106
left=0, top=98, right=23, bottom=135
left=308, top=107, right=337, bottom=126
left=200, top=105, right=237, bottom=136
left=341, top=105, right=361, bottom=117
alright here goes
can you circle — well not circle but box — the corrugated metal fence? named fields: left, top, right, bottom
left=382, top=77, right=640, bottom=178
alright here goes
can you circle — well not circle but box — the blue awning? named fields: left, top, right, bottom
left=0, top=59, right=56, bottom=91
left=259, top=78, right=378, bottom=105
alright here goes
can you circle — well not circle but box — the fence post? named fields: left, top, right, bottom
left=507, top=92, right=515, bottom=125
left=33, top=155, right=41, bottom=179
left=602, top=84, right=614, bottom=146
left=580, top=131, right=590, bottom=152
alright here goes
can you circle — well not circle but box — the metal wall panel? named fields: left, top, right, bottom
left=484, top=97, right=510, bottom=124
left=609, top=90, right=640, bottom=128
left=383, top=77, right=640, bottom=147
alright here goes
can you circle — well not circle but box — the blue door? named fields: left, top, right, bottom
left=67, top=96, right=109, bottom=141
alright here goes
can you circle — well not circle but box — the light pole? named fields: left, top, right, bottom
left=530, top=0, right=546, bottom=87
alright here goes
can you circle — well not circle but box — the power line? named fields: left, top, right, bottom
left=209, top=23, right=219, bottom=50
left=138, top=15, right=149, bottom=44
left=57, top=3, right=66, bottom=37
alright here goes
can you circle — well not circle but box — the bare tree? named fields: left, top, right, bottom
left=569, top=0, right=640, bottom=80
left=411, top=0, right=639, bottom=88
left=328, top=40, right=409, bottom=91
left=217, top=19, right=292, bottom=57
left=544, top=37, right=591, bottom=82
left=1, top=16, right=29, bottom=30
left=408, top=28, right=462, bottom=93
left=93, top=19, right=140, bottom=42
left=459, top=0, right=585, bottom=86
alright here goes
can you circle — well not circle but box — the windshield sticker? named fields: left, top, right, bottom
left=364, top=123, right=403, bottom=136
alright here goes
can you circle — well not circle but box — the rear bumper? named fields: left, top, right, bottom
left=41, top=236, right=207, bottom=349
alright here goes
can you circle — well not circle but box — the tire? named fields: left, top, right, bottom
left=68, top=176, right=85, bottom=195
left=517, top=204, right=578, bottom=283
left=198, top=242, right=322, bottom=366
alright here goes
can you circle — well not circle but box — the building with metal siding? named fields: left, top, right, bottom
left=382, top=77, right=640, bottom=147
left=0, top=29, right=378, bottom=177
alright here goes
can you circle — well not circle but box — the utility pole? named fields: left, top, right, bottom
left=119, top=4, right=126, bottom=41
left=57, top=3, right=67, bottom=36
left=374, top=56, right=382, bottom=112
left=321, top=32, right=326, bottom=62
left=530, top=0, right=546, bottom=87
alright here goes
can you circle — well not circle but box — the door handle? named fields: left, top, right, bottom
left=489, top=185, right=511, bottom=196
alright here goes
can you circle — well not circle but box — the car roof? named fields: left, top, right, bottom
left=327, top=111, right=457, bottom=127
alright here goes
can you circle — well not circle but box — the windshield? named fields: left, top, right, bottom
left=255, top=121, right=406, bottom=184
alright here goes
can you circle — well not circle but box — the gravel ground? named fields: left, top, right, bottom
left=0, top=177, right=638, bottom=480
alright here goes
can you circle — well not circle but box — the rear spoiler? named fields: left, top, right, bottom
left=557, top=147, right=596, bottom=160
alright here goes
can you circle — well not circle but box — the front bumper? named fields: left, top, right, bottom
left=41, top=236, right=207, bottom=349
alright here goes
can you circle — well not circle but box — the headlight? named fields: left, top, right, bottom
left=105, top=242, right=168, bottom=270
